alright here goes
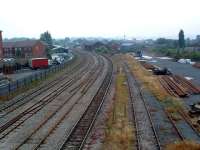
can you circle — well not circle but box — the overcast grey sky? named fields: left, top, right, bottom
left=0, top=0, right=200, bottom=39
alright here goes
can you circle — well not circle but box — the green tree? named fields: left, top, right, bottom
left=40, top=31, right=53, bottom=48
left=178, top=29, right=185, bottom=49
left=40, top=31, right=53, bottom=59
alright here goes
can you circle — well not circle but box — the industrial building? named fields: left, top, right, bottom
left=120, top=42, right=136, bottom=52
left=0, top=31, right=48, bottom=73
left=0, top=31, right=47, bottom=65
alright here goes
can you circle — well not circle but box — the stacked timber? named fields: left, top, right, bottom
left=140, top=61, right=156, bottom=70
left=159, top=75, right=188, bottom=97
left=159, top=75, right=200, bottom=97
left=173, top=75, right=200, bottom=94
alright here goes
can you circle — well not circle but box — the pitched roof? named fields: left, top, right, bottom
left=3, top=40, right=40, bottom=48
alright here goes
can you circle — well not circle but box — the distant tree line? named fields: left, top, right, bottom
left=3, top=37, right=36, bottom=42
left=153, top=30, right=200, bottom=60
left=155, top=30, right=200, bottom=49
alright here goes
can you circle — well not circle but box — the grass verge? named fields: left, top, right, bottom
left=124, top=54, right=169, bottom=101
left=124, top=54, right=185, bottom=113
left=124, top=54, right=200, bottom=148
left=103, top=66, right=135, bottom=150
left=166, top=141, right=200, bottom=150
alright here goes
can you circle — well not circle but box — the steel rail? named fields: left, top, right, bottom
left=58, top=55, right=113, bottom=150
left=124, top=62, right=161, bottom=150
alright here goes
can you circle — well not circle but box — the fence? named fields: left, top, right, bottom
left=0, top=55, right=76, bottom=99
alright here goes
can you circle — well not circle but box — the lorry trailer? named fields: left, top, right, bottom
left=29, top=58, right=48, bottom=69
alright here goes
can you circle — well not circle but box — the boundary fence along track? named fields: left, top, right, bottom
left=0, top=51, right=89, bottom=114
left=0, top=53, right=107, bottom=149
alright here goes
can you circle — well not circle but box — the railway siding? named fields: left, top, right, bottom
left=0, top=51, right=110, bottom=149
left=58, top=56, right=112, bottom=150
left=125, top=54, right=200, bottom=148
left=140, top=86, right=184, bottom=145
left=26, top=56, right=108, bottom=150
left=124, top=63, right=160, bottom=150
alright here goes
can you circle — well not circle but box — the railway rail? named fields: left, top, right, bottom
left=158, top=75, right=200, bottom=97
left=165, top=109, right=200, bottom=143
left=58, top=56, right=113, bottom=150
left=0, top=53, right=100, bottom=134
left=164, top=110, right=185, bottom=141
left=13, top=55, right=106, bottom=150
left=125, top=61, right=200, bottom=147
left=0, top=51, right=90, bottom=115
left=26, top=56, right=107, bottom=150
left=0, top=52, right=109, bottom=150
left=179, top=110, right=200, bottom=138
left=124, top=63, right=161, bottom=150
left=0, top=55, right=94, bottom=138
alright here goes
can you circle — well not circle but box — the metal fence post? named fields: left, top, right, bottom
left=16, top=80, right=19, bottom=88
left=35, top=73, right=37, bottom=82
left=8, top=83, right=11, bottom=94
left=24, top=78, right=26, bottom=87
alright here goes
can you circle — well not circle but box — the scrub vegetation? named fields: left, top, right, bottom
left=103, top=65, right=135, bottom=150
left=166, top=141, right=200, bottom=150
left=124, top=54, right=183, bottom=113
left=124, top=54, right=168, bottom=101
left=153, top=48, right=200, bottom=61
left=124, top=54, right=200, bottom=148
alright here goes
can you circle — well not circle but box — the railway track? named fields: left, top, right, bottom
left=165, top=109, right=200, bottom=143
left=0, top=52, right=100, bottom=133
left=0, top=53, right=108, bottom=149
left=179, top=110, right=200, bottom=139
left=12, top=55, right=106, bottom=150
left=24, top=56, right=107, bottom=150
left=58, top=56, right=113, bottom=150
left=124, top=63, right=161, bottom=150
left=125, top=61, right=200, bottom=148
left=0, top=57, right=94, bottom=137
left=0, top=50, right=89, bottom=115
left=164, top=110, right=185, bottom=141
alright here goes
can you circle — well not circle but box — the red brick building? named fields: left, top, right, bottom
left=0, top=31, right=47, bottom=60
left=3, top=40, right=47, bottom=59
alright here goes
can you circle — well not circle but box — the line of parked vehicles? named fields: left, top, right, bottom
left=0, top=52, right=73, bottom=74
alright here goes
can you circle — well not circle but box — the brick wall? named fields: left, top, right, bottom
left=32, top=41, right=47, bottom=58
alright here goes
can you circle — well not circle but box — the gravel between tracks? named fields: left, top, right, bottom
left=82, top=61, right=116, bottom=150
left=0, top=53, right=109, bottom=150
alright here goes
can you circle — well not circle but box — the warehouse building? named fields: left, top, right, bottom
left=2, top=40, right=46, bottom=59
left=120, top=42, right=136, bottom=52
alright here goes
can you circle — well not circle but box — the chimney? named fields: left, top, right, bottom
left=0, top=30, right=3, bottom=58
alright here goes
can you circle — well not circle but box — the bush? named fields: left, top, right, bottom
left=153, top=48, right=200, bottom=61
